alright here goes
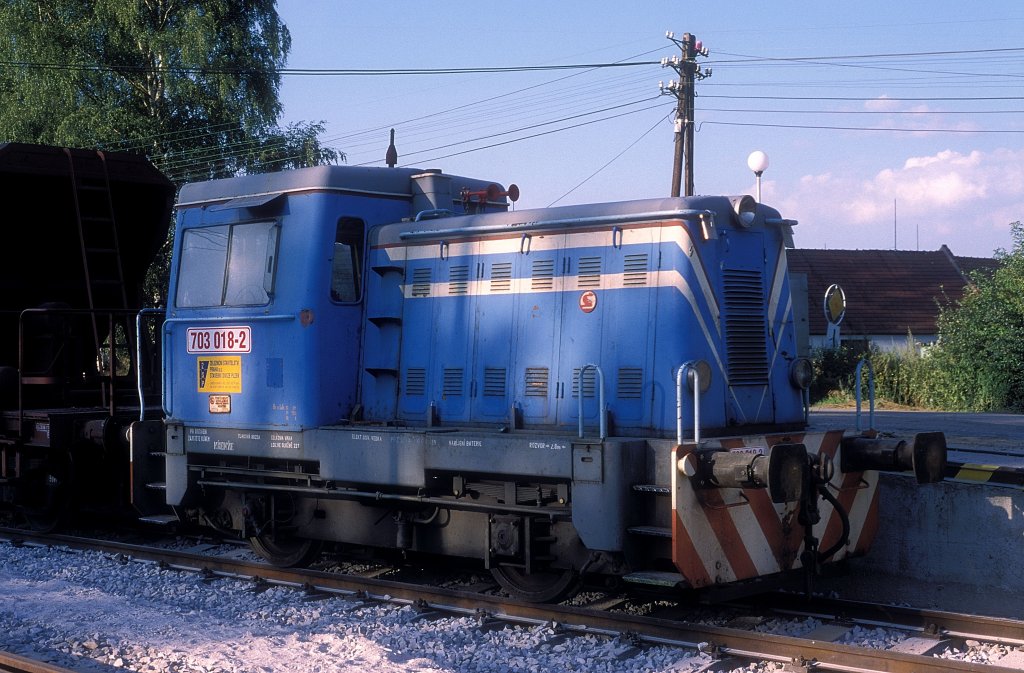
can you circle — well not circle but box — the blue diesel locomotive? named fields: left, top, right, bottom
left=125, top=162, right=947, bottom=601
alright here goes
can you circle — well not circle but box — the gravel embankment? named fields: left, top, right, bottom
left=1, top=540, right=1015, bottom=672
left=1, top=541, right=717, bottom=672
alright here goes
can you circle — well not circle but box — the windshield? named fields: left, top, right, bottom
left=176, top=221, right=279, bottom=308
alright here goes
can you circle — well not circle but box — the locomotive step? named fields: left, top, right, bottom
left=138, top=514, right=179, bottom=526
left=627, top=526, right=672, bottom=538
left=632, top=484, right=671, bottom=494
left=622, top=571, right=686, bottom=588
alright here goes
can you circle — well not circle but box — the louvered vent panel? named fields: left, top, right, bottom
left=448, top=265, right=469, bottom=295
left=623, top=254, right=649, bottom=286
left=578, top=256, right=602, bottom=288
left=404, top=368, right=426, bottom=396
left=443, top=368, right=463, bottom=396
left=483, top=368, right=507, bottom=397
left=411, top=267, right=432, bottom=297
left=723, top=269, right=769, bottom=385
left=524, top=367, right=549, bottom=397
left=617, top=367, right=643, bottom=399
left=531, top=259, right=555, bottom=290
left=490, top=262, right=512, bottom=292
left=571, top=367, right=597, bottom=399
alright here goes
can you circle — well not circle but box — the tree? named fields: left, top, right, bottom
left=0, top=0, right=340, bottom=182
left=0, top=0, right=342, bottom=305
left=927, top=222, right=1024, bottom=411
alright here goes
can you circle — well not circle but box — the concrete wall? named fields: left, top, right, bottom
left=856, top=474, right=1024, bottom=591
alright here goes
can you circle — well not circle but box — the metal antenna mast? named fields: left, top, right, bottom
left=661, top=32, right=711, bottom=197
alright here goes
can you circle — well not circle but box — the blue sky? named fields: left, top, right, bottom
left=274, top=2, right=1023, bottom=258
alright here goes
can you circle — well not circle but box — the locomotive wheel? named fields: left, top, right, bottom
left=249, top=532, right=323, bottom=568
left=491, top=565, right=581, bottom=603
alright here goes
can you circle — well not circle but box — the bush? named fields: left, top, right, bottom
left=809, top=343, right=867, bottom=405
left=808, top=222, right=1024, bottom=412
left=927, top=221, right=1024, bottom=412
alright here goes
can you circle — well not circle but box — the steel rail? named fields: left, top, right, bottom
left=0, top=649, right=79, bottom=673
left=739, top=591, right=1024, bottom=646
left=1, top=529, right=1020, bottom=673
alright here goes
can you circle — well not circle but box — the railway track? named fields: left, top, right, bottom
left=2, top=528, right=1023, bottom=673
left=0, top=649, right=78, bottom=673
left=0, top=653, right=65, bottom=673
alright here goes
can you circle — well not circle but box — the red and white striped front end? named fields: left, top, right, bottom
left=671, top=430, right=879, bottom=588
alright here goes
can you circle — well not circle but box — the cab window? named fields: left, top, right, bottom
left=176, top=221, right=279, bottom=307
left=331, top=217, right=364, bottom=302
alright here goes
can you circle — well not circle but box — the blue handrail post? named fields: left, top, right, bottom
left=577, top=364, right=607, bottom=439
left=676, top=362, right=701, bottom=445
left=854, top=357, right=875, bottom=432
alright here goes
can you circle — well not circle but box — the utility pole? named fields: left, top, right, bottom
left=661, top=32, right=711, bottom=197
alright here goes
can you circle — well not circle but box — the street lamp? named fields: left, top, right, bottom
left=747, top=150, right=769, bottom=203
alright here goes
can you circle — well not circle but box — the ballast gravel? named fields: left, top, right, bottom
left=0, top=540, right=1011, bottom=672
left=0, top=541, right=723, bottom=673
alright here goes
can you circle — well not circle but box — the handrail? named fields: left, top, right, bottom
left=16, top=306, right=140, bottom=436
left=577, top=363, right=607, bottom=440
left=854, top=357, right=875, bottom=431
left=414, top=208, right=453, bottom=221
left=137, top=308, right=164, bottom=422
left=399, top=208, right=716, bottom=241
left=162, top=313, right=296, bottom=324
left=676, top=362, right=702, bottom=445
left=162, top=316, right=173, bottom=418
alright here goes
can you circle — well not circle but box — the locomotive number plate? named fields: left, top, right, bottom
left=187, top=326, right=251, bottom=353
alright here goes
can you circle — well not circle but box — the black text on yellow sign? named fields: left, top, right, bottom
left=197, top=356, right=242, bottom=393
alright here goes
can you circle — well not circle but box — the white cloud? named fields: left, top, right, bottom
left=864, top=96, right=900, bottom=112
left=862, top=98, right=978, bottom=134
left=780, top=147, right=1024, bottom=256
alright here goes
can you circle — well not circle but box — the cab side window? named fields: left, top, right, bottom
left=331, top=217, right=364, bottom=302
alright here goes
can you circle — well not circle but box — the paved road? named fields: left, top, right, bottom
left=808, top=407, right=1024, bottom=468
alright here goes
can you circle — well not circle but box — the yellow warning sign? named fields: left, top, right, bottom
left=824, top=283, right=847, bottom=325
left=197, top=356, right=242, bottom=393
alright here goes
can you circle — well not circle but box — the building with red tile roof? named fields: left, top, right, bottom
left=787, top=246, right=999, bottom=352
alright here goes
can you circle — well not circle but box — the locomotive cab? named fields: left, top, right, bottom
left=165, top=167, right=512, bottom=433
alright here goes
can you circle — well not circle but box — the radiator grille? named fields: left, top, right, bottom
left=531, top=259, right=555, bottom=291
left=577, top=256, right=601, bottom=288
left=623, top=253, right=649, bottom=286
left=448, top=265, right=469, bottom=295
left=723, top=269, right=769, bottom=385
left=490, top=262, right=512, bottom=292
left=571, top=367, right=597, bottom=399
left=411, top=267, right=432, bottom=297
left=524, top=367, right=549, bottom=397
left=483, top=368, right=507, bottom=397
left=617, top=367, right=643, bottom=399
left=442, top=368, right=463, bottom=396
left=404, top=367, right=426, bottom=396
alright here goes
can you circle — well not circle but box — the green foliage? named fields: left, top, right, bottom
left=925, top=221, right=1024, bottom=411
left=0, top=0, right=340, bottom=183
left=809, top=343, right=865, bottom=404
left=0, top=0, right=343, bottom=305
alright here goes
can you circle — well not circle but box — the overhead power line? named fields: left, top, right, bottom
left=0, top=59, right=658, bottom=76
left=709, top=45, right=1024, bottom=64
left=701, top=120, right=1024, bottom=133
left=700, top=94, right=1024, bottom=102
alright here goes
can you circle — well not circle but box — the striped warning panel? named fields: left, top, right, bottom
left=946, top=461, right=1024, bottom=487
left=671, top=430, right=879, bottom=589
